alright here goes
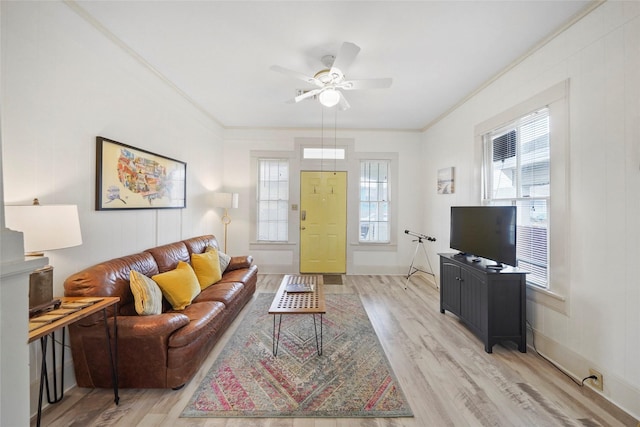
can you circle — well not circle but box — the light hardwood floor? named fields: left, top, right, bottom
left=34, top=274, right=638, bottom=426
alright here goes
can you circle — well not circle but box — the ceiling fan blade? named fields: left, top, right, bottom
left=340, top=78, right=392, bottom=90
left=293, top=88, right=322, bottom=103
left=338, top=91, right=351, bottom=111
left=330, top=42, right=360, bottom=76
left=270, top=65, right=323, bottom=87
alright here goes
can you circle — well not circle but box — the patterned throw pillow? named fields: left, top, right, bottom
left=129, top=270, right=163, bottom=315
left=191, top=249, right=222, bottom=290
left=152, top=261, right=201, bottom=310
left=218, top=250, right=231, bottom=273
left=206, top=245, right=231, bottom=273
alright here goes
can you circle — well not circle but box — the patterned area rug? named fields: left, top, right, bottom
left=181, top=293, right=413, bottom=418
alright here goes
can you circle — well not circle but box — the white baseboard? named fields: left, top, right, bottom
left=528, top=327, right=640, bottom=422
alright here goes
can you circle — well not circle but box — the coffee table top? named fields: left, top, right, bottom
left=269, top=274, right=325, bottom=314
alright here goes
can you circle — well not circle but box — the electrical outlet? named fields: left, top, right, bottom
left=588, top=368, right=603, bottom=391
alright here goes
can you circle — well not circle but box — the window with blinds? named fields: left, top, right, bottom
left=257, top=159, right=289, bottom=242
left=483, top=108, right=550, bottom=287
left=359, top=160, right=390, bottom=243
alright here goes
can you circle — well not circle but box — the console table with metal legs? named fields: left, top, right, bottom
left=28, top=297, right=120, bottom=427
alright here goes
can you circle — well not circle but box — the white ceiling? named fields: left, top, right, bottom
left=75, top=1, right=594, bottom=131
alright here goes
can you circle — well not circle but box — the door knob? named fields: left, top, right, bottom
left=301, top=226, right=306, bottom=230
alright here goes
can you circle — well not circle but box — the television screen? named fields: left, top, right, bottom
left=450, top=206, right=517, bottom=267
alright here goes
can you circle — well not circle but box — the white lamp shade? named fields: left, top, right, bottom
left=212, top=192, right=239, bottom=209
left=319, top=89, right=340, bottom=107
left=5, top=204, right=82, bottom=253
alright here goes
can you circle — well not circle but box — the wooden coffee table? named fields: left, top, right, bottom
left=269, top=274, right=325, bottom=356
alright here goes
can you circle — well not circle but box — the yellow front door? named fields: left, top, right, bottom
left=300, top=171, right=347, bottom=273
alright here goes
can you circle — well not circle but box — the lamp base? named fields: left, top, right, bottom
left=28, top=265, right=59, bottom=317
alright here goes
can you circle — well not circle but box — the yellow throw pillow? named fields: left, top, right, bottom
left=152, top=261, right=201, bottom=310
left=129, top=270, right=163, bottom=315
left=191, top=248, right=222, bottom=290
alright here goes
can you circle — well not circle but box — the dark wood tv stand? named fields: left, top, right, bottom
left=439, top=253, right=527, bottom=353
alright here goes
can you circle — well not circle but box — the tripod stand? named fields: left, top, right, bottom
left=405, top=235, right=436, bottom=289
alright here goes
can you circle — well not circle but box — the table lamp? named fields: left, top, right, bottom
left=212, top=192, right=238, bottom=253
left=5, top=198, right=83, bottom=315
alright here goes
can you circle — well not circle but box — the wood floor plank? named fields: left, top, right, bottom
left=33, top=274, right=636, bottom=427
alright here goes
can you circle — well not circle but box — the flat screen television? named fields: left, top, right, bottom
left=450, top=206, right=517, bottom=268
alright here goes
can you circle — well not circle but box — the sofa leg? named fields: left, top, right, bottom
left=172, top=384, right=185, bottom=391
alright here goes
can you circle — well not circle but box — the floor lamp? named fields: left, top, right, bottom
left=212, top=192, right=238, bottom=253
left=5, top=198, right=83, bottom=315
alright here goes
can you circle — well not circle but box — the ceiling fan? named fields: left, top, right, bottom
left=270, top=42, right=392, bottom=110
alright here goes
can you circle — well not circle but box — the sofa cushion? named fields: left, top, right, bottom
left=145, top=241, right=190, bottom=274
left=152, top=261, right=200, bottom=310
left=129, top=271, right=163, bottom=315
left=182, top=235, right=218, bottom=256
left=191, top=249, right=222, bottom=290
left=194, top=281, right=245, bottom=307
left=226, top=255, right=254, bottom=272
left=218, top=265, right=258, bottom=285
left=167, top=301, right=225, bottom=348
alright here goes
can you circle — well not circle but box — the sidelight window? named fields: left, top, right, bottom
left=359, top=160, right=390, bottom=243
left=257, top=158, right=289, bottom=242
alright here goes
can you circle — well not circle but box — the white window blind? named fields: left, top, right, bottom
left=485, top=108, right=549, bottom=287
left=257, top=159, right=289, bottom=242
left=359, top=160, right=390, bottom=243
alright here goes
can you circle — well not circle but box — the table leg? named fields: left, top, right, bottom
left=321, top=314, right=323, bottom=355
left=43, top=328, right=65, bottom=404
left=313, top=314, right=323, bottom=356
left=36, top=335, right=48, bottom=427
left=272, top=314, right=283, bottom=356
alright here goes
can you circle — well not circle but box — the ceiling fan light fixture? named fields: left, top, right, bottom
left=271, top=41, right=392, bottom=111
left=319, top=89, right=340, bottom=107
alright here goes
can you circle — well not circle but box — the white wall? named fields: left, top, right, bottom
left=224, top=127, right=427, bottom=275
left=422, top=1, right=640, bottom=419
left=1, top=1, right=225, bottom=417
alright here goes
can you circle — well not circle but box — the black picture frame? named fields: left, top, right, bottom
left=96, top=136, right=186, bottom=210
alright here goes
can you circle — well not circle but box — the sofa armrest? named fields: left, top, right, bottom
left=114, top=313, right=190, bottom=337
left=226, top=255, right=254, bottom=271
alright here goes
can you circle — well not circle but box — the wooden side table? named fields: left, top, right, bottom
left=29, top=297, right=120, bottom=427
left=268, top=275, right=325, bottom=356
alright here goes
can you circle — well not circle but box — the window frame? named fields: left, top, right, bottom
left=359, top=159, right=391, bottom=243
left=475, top=81, right=569, bottom=314
left=256, top=158, right=290, bottom=242
left=482, top=108, right=550, bottom=288
left=250, top=151, right=297, bottom=247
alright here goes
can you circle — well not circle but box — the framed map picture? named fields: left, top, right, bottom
left=437, top=167, right=455, bottom=194
left=96, top=137, right=186, bottom=210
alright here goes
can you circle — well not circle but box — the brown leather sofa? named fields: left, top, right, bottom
left=64, top=235, right=257, bottom=389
